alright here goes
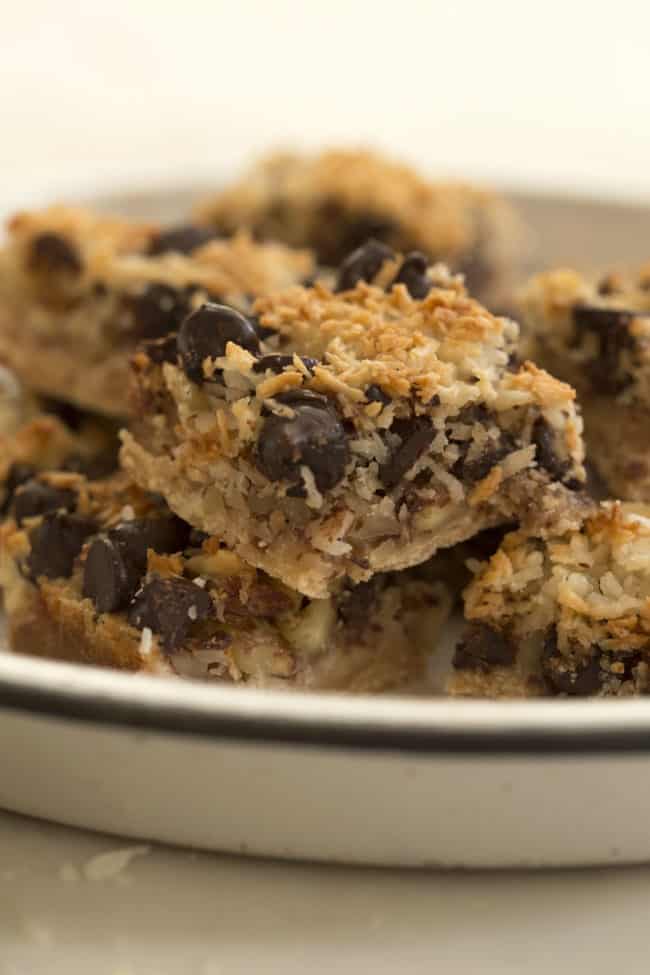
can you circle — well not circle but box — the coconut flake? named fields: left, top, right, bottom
left=82, top=845, right=150, bottom=881
left=139, top=627, right=153, bottom=658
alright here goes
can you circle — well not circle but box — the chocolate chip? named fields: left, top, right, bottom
left=83, top=536, right=142, bottom=614
left=148, top=224, right=221, bottom=256
left=28, top=233, right=83, bottom=275
left=27, top=512, right=96, bottom=580
left=248, top=314, right=276, bottom=342
left=64, top=452, right=117, bottom=481
left=12, top=480, right=77, bottom=525
left=391, top=252, right=431, bottom=299
left=365, top=384, right=390, bottom=405
left=312, top=200, right=397, bottom=265
left=129, top=283, right=192, bottom=341
left=83, top=515, right=192, bottom=614
left=572, top=304, right=641, bottom=394
left=253, top=354, right=318, bottom=375
left=542, top=628, right=602, bottom=696
left=456, top=439, right=514, bottom=484
left=39, top=397, right=85, bottom=431
left=335, top=239, right=395, bottom=292
left=256, top=396, right=349, bottom=492
left=532, top=416, right=571, bottom=483
left=1, top=462, right=36, bottom=515
left=453, top=623, right=515, bottom=671
left=141, top=334, right=179, bottom=365
left=109, top=515, right=191, bottom=565
left=128, top=577, right=213, bottom=652
left=178, top=303, right=260, bottom=383
left=379, top=417, right=434, bottom=489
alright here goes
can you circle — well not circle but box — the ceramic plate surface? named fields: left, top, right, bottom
left=1, top=184, right=650, bottom=868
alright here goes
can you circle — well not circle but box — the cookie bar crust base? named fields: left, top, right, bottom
left=0, top=472, right=451, bottom=694
left=0, top=550, right=450, bottom=693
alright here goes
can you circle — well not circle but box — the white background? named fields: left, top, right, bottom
left=3, top=0, right=650, bottom=210
left=3, top=1, right=650, bottom=970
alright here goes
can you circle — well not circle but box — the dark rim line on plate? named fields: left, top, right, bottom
left=1, top=658, right=650, bottom=754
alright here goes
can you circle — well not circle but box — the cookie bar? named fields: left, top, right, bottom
left=0, top=365, right=118, bottom=515
left=0, top=472, right=450, bottom=692
left=448, top=501, right=650, bottom=698
left=0, top=206, right=315, bottom=417
left=121, top=244, right=587, bottom=598
left=194, top=148, right=528, bottom=307
left=520, top=267, right=650, bottom=500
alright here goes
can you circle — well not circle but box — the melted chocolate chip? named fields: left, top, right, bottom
left=453, top=624, right=515, bottom=671
left=365, top=384, right=390, bottom=405
left=129, top=283, right=192, bottom=341
left=148, top=224, right=220, bottom=256
left=141, top=334, right=179, bottom=365
left=448, top=406, right=515, bottom=485
left=1, top=462, right=36, bottom=515
left=256, top=396, right=349, bottom=492
left=542, top=628, right=602, bottom=696
left=27, top=512, right=96, bottom=580
left=28, top=233, right=82, bottom=275
left=379, top=417, right=435, bottom=489
left=335, top=239, right=395, bottom=292
left=83, top=515, right=192, bottom=614
left=391, top=251, right=431, bottom=299
left=532, top=417, right=571, bottom=483
left=12, top=480, right=77, bottom=525
left=253, top=354, right=318, bottom=375
left=128, top=577, right=214, bottom=652
left=178, top=303, right=260, bottom=383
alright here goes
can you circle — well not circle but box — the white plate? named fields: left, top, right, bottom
left=2, top=185, right=650, bottom=869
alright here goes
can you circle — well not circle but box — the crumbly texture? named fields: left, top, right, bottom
left=520, top=267, right=650, bottom=500
left=122, top=253, right=588, bottom=598
left=0, top=206, right=315, bottom=417
left=0, top=472, right=450, bottom=692
left=0, top=366, right=118, bottom=512
left=448, top=501, right=650, bottom=698
left=194, top=148, right=529, bottom=308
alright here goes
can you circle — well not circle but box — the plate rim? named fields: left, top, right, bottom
left=2, top=653, right=650, bottom=755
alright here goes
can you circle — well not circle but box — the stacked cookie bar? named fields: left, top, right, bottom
left=3, top=145, right=644, bottom=699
